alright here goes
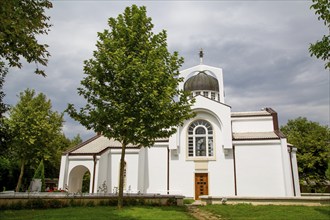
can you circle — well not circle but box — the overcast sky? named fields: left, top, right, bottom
left=3, top=0, right=329, bottom=140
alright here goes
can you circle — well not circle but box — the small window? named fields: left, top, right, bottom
left=196, top=91, right=201, bottom=96
left=203, top=91, right=208, bottom=97
left=211, top=92, right=215, bottom=100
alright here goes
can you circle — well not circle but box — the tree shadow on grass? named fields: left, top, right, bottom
left=314, top=207, right=330, bottom=218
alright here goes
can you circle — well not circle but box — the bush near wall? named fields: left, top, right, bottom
left=0, top=195, right=183, bottom=210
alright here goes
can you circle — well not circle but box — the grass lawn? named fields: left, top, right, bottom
left=0, top=206, right=195, bottom=220
left=199, top=204, right=330, bottom=220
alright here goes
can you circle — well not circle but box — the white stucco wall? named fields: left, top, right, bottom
left=232, top=117, right=274, bottom=133
left=58, top=155, right=68, bottom=190
left=64, top=156, right=95, bottom=193
left=290, top=147, right=301, bottom=196
left=234, top=142, right=287, bottom=196
left=97, top=150, right=111, bottom=192
left=168, top=102, right=235, bottom=198
left=107, top=149, right=139, bottom=194
left=144, top=147, right=168, bottom=194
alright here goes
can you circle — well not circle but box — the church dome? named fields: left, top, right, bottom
left=184, top=71, right=219, bottom=92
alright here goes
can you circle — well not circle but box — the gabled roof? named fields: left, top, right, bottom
left=63, top=135, right=169, bottom=155
left=63, top=135, right=138, bottom=155
left=231, top=111, right=271, bottom=117
left=232, top=132, right=279, bottom=140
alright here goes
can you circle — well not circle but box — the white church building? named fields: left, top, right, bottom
left=58, top=56, right=300, bottom=199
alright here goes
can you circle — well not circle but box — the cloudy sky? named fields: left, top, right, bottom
left=3, top=0, right=329, bottom=140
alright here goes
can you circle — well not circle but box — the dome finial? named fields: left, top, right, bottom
left=199, top=48, right=204, bottom=64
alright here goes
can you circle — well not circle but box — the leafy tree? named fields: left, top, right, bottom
left=309, top=0, right=330, bottom=70
left=69, top=134, right=83, bottom=148
left=0, top=62, right=10, bottom=153
left=7, top=89, right=63, bottom=192
left=0, top=0, right=52, bottom=76
left=326, top=160, right=330, bottom=180
left=44, top=133, right=82, bottom=179
left=33, top=160, right=45, bottom=191
left=67, top=5, right=194, bottom=208
left=281, top=117, right=330, bottom=192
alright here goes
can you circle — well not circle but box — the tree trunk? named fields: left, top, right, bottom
left=117, top=142, right=126, bottom=209
left=15, top=158, right=25, bottom=192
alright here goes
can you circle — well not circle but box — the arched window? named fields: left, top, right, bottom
left=188, top=120, right=213, bottom=157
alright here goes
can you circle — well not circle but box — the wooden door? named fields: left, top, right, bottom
left=195, top=173, right=208, bottom=200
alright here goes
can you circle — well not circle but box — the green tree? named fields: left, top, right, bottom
left=44, top=133, right=82, bottom=179
left=7, top=89, right=63, bottom=192
left=0, top=0, right=52, bottom=76
left=0, top=62, right=10, bottom=152
left=69, top=134, right=83, bottom=148
left=281, top=117, right=330, bottom=192
left=33, top=160, right=45, bottom=191
left=67, top=5, right=194, bottom=208
left=309, top=0, right=330, bottom=70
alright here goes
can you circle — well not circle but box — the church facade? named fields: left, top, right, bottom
left=58, top=60, right=300, bottom=199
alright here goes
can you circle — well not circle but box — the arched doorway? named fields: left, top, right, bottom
left=68, top=165, right=91, bottom=193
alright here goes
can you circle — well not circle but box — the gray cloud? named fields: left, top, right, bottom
left=3, top=1, right=329, bottom=140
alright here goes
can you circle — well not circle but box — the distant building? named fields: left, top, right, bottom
left=58, top=53, right=300, bottom=198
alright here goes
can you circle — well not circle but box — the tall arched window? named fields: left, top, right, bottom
left=188, top=120, right=213, bottom=157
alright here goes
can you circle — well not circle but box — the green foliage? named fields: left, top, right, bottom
left=44, top=133, right=81, bottom=179
left=309, top=0, right=330, bottom=70
left=67, top=4, right=194, bottom=147
left=81, top=171, right=90, bottom=193
left=326, top=160, right=330, bottom=180
left=6, top=89, right=64, bottom=191
left=183, top=198, right=195, bottom=204
left=69, top=134, right=83, bottom=148
left=33, top=160, right=45, bottom=191
left=0, top=62, right=11, bottom=154
left=0, top=0, right=53, bottom=76
left=281, top=117, right=330, bottom=192
left=67, top=5, right=194, bottom=207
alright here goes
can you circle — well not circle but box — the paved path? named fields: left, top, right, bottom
left=186, top=201, right=221, bottom=220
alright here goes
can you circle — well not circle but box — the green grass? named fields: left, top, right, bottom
left=183, top=198, right=195, bottom=205
left=0, top=206, right=195, bottom=220
left=198, top=204, right=330, bottom=220
left=1, top=204, right=329, bottom=220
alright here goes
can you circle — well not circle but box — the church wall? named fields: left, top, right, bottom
left=208, top=151, right=235, bottom=196
left=234, top=143, right=286, bottom=196
left=97, top=150, right=111, bottom=192
left=232, top=117, right=274, bottom=133
left=168, top=106, right=235, bottom=198
left=108, top=150, right=139, bottom=193
left=58, top=155, right=68, bottom=190
left=193, top=96, right=232, bottom=149
left=66, top=156, right=94, bottom=193
left=144, top=146, right=168, bottom=194
left=169, top=153, right=195, bottom=196
left=290, top=147, right=301, bottom=196
left=279, top=138, right=295, bottom=196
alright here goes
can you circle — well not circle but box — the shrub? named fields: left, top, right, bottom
left=85, top=201, right=95, bottom=207
left=11, top=201, right=23, bottom=210
left=48, top=199, right=63, bottom=208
